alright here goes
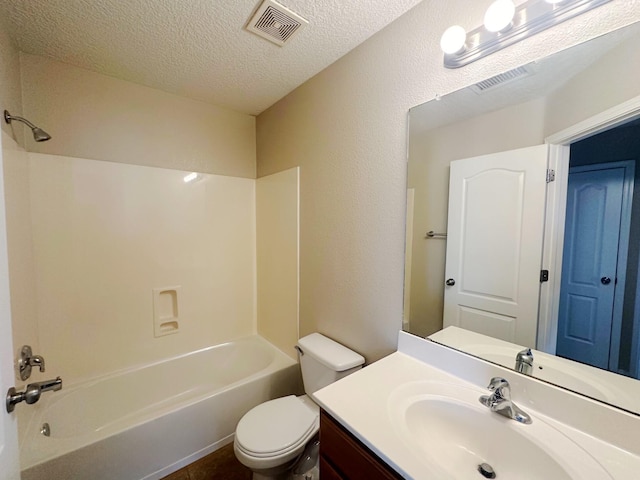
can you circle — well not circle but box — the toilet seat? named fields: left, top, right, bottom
left=235, top=395, right=319, bottom=458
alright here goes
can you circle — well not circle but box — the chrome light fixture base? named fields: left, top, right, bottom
left=443, top=0, right=612, bottom=69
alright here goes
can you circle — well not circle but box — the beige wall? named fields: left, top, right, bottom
left=257, top=167, right=300, bottom=358
left=256, top=1, right=640, bottom=363
left=0, top=22, right=23, bottom=146
left=0, top=21, right=33, bottom=449
left=0, top=21, right=35, bottom=377
left=545, top=32, right=640, bottom=136
left=20, top=54, right=256, bottom=178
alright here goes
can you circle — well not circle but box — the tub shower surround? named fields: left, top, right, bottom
left=20, top=336, right=299, bottom=480
left=20, top=153, right=258, bottom=384
left=2, top=151, right=301, bottom=478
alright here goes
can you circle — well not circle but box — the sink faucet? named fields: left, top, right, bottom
left=479, top=377, right=531, bottom=424
left=515, top=348, right=534, bottom=375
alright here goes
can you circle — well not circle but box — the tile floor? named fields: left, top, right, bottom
left=160, top=443, right=251, bottom=480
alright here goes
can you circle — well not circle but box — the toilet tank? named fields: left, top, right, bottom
left=296, top=333, right=365, bottom=402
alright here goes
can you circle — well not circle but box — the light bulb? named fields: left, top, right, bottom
left=440, top=25, right=467, bottom=55
left=484, top=0, right=516, bottom=33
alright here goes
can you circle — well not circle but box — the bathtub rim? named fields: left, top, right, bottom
left=18, top=334, right=299, bottom=471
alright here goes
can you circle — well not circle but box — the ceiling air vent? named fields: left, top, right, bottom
left=470, top=65, right=533, bottom=93
left=246, top=0, right=308, bottom=46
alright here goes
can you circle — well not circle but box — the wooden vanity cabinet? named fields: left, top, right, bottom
left=319, top=409, right=404, bottom=480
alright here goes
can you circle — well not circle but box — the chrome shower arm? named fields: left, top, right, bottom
left=4, top=109, right=51, bottom=142
left=4, top=110, right=37, bottom=130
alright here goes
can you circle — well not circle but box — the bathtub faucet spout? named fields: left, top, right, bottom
left=6, top=376, right=62, bottom=413
left=24, top=377, right=63, bottom=405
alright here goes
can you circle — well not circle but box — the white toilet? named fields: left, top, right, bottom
left=234, top=333, right=365, bottom=479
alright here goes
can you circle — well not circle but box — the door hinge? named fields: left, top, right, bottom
left=546, top=169, right=555, bottom=183
left=540, top=269, right=549, bottom=282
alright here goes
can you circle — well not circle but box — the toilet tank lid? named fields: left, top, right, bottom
left=297, top=333, right=365, bottom=371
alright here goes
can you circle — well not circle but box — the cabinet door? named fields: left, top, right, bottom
left=320, top=456, right=344, bottom=480
left=320, top=410, right=402, bottom=480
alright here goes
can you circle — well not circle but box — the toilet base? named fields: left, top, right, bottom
left=252, top=471, right=290, bottom=480
left=246, top=457, right=298, bottom=480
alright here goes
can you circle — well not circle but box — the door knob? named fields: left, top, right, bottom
left=601, top=277, right=611, bottom=285
left=445, top=278, right=456, bottom=286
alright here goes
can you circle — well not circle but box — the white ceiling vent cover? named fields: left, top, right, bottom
left=470, top=65, right=534, bottom=94
left=246, top=0, right=308, bottom=46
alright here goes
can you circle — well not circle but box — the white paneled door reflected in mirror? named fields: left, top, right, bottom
left=406, top=20, right=640, bottom=414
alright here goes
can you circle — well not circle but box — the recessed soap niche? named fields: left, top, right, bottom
left=153, top=286, right=181, bottom=337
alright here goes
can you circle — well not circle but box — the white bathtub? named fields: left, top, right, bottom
left=19, top=335, right=300, bottom=480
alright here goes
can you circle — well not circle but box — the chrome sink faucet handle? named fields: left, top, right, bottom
left=515, top=348, right=534, bottom=375
left=480, top=377, right=532, bottom=424
left=487, top=376, right=510, bottom=394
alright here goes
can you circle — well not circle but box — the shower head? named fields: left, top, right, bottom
left=31, top=127, right=52, bottom=142
left=4, top=110, right=51, bottom=142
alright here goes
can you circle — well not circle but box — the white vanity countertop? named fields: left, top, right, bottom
left=313, top=331, right=640, bottom=480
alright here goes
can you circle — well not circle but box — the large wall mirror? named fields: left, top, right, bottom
left=406, top=20, right=640, bottom=414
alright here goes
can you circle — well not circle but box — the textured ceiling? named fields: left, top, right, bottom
left=0, top=0, right=423, bottom=115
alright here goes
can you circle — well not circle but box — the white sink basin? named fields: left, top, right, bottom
left=388, top=382, right=613, bottom=480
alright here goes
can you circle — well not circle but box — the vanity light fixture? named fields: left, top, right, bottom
left=441, top=0, right=611, bottom=68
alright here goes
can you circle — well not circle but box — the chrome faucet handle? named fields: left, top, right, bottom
left=486, top=377, right=510, bottom=393
left=515, top=348, right=534, bottom=375
left=17, top=345, right=46, bottom=381
left=517, top=348, right=533, bottom=361
left=480, top=377, right=510, bottom=408
left=28, top=355, right=45, bottom=371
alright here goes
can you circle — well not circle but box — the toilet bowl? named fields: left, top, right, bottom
left=234, top=395, right=318, bottom=477
left=233, top=333, right=364, bottom=479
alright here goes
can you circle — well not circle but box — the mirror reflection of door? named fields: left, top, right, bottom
left=556, top=162, right=634, bottom=371
left=443, top=145, right=548, bottom=347
left=443, top=119, right=640, bottom=379
left=556, top=121, right=640, bottom=378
